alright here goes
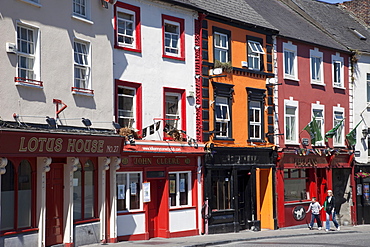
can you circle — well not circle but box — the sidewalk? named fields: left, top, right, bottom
left=83, top=225, right=370, bottom=247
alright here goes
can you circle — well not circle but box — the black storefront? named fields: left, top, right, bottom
left=203, top=146, right=277, bottom=234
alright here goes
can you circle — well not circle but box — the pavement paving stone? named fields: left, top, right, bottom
left=82, top=225, right=370, bottom=247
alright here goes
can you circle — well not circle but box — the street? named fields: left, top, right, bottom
left=217, top=232, right=370, bottom=247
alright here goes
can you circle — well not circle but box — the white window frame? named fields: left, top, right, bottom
left=310, top=48, right=324, bottom=85
left=312, top=103, right=325, bottom=146
left=284, top=98, right=299, bottom=144
left=215, top=97, right=230, bottom=138
left=73, top=0, right=90, bottom=20
left=116, top=8, right=136, bottom=48
left=116, top=172, right=143, bottom=212
left=118, top=86, right=136, bottom=128
left=165, top=92, right=181, bottom=130
left=169, top=171, right=192, bottom=208
left=247, top=41, right=264, bottom=71
left=73, top=39, right=91, bottom=91
left=332, top=53, right=344, bottom=88
left=333, top=106, right=345, bottom=147
left=249, top=100, right=262, bottom=140
left=283, top=41, right=298, bottom=80
left=164, top=20, right=180, bottom=57
left=214, top=32, right=229, bottom=63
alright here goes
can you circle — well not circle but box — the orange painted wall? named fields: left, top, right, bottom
left=206, top=20, right=272, bottom=147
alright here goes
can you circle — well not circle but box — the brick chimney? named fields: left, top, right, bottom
left=342, top=0, right=370, bottom=26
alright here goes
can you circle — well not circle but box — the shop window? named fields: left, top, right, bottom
left=115, top=2, right=141, bottom=52
left=169, top=172, right=191, bottom=207
left=73, top=160, right=96, bottom=221
left=284, top=168, right=309, bottom=202
left=210, top=170, right=232, bottom=210
left=1, top=160, right=34, bottom=232
left=116, top=172, right=142, bottom=211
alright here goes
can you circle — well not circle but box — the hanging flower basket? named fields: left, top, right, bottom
left=355, top=172, right=370, bottom=178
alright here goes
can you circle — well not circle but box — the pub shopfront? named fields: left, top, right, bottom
left=204, top=147, right=277, bottom=234
left=0, top=129, right=123, bottom=247
left=114, top=140, right=204, bottom=241
left=276, top=150, right=355, bottom=228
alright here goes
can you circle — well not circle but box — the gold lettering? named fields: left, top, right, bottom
left=46, top=138, right=55, bottom=152
left=19, top=137, right=27, bottom=152
left=91, top=140, right=98, bottom=153
left=28, top=137, right=38, bottom=152
left=84, top=139, right=92, bottom=152
left=67, top=139, right=76, bottom=152
left=97, top=140, right=104, bottom=153
left=75, top=139, right=84, bottom=153
left=54, top=138, right=63, bottom=152
left=38, top=138, right=47, bottom=152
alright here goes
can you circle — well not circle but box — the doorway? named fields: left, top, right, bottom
left=46, top=163, right=64, bottom=246
left=147, top=179, right=166, bottom=238
left=237, top=170, right=252, bottom=230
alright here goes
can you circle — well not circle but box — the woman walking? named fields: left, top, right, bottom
left=324, top=190, right=340, bottom=231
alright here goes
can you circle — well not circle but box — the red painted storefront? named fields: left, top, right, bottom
left=114, top=140, right=204, bottom=241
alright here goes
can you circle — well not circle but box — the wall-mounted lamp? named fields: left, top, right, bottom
left=82, top=118, right=92, bottom=129
left=46, top=116, right=57, bottom=128
left=362, top=128, right=368, bottom=139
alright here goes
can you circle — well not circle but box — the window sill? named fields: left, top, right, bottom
left=117, top=210, right=145, bottom=215
left=162, top=54, right=185, bottom=61
left=213, top=137, right=235, bottom=141
left=284, top=76, right=299, bottom=82
left=284, top=200, right=311, bottom=206
left=115, top=44, right=141, bottom=53
left=285, top=142, right=300, bottom=146
left=310, top=81, right=325, bottom=86
left=15, top=77, right=43, bottom=89
left=333, top=85, right=346, bottom=90
left=1, top=227, right=38, bottom=236
left=71, top=87, right=94, bottom=96
left=19, top=0, right=41, bottom=7
left=170, top=206, right=196, bottom=211
left=248, top=139, right=266, bottom=143
left=71, top=15, right=94, bottom=25
left=74, top=218, right=99, bottom=225
left=333, top=144, right=346, bottom=148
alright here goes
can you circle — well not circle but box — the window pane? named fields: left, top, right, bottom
left=129, top=173, right=140, bottom=210
left=169, top=174, right=176, bottom=206
left=117, top=173, right=127, bottom=211
left=1, top=161, right=15, bottom=231
left=179, top=173, right=188, bottom=205
left=284, top=176, right=308, bottom=201
left=73, top=163, right=82, bottom=220
left=211, top=170, right=231, bottom=210
left=18, top=160, right=32, bottom=228
left=84, top=160, right=94, bottom=219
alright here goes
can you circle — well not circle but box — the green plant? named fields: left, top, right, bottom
left=214, top=60, right=233, bottom=73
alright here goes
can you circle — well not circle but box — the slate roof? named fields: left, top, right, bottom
left=290, top=0, right=370, bottom=53
left=247, top=0, right=347, bottom=51
left=162, top=0, right=278, bottom=32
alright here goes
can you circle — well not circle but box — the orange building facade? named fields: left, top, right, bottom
left=200, top=16, right=278, bottom=233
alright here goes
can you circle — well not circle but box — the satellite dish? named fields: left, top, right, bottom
left=213, top=68, right=223, bottom=75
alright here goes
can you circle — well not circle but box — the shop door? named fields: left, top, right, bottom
left=46, top=163, right=64, bottom=247
left=237, top=171, right=251, bottom=229
left=148, top=179, right=166, bottom=238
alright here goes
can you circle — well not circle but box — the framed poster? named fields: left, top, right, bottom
left=118, top=184, right=125, bottom=200
left=130, top=182, right=137, bottom=195
left=170, top=180, right=176, bottom=194
left=143, top=182, right=151, bottom=202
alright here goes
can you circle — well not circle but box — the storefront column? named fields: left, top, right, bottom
left=107, top=157, right=121, bottom=243
left=98, top=157, right=111, bottom=242
left=197, top=156, right=203, bottom=235
left=64, top=157, right=79, bottom=247
left=36, top=157, right=52, bottom=247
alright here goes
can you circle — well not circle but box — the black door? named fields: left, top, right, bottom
left=237, top=170, right=251, bottom=229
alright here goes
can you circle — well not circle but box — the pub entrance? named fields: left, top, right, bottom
left=46, top=163, right=64, bottom=247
